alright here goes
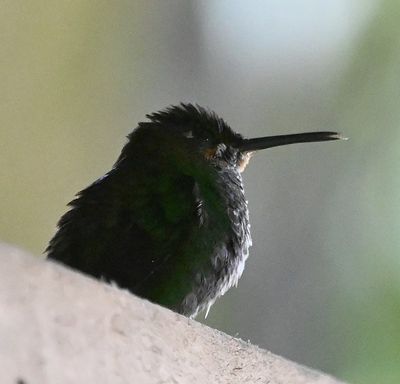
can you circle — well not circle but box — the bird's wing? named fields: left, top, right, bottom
left=47, top=156, right=229, bottom=313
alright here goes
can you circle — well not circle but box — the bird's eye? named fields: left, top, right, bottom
left=183, top=130, right=194, bottom=139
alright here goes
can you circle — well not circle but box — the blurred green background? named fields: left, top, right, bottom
left=1, top=1, right=399, bottom=382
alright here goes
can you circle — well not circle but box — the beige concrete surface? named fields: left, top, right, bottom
left=0, top=243, right=345, bottom=384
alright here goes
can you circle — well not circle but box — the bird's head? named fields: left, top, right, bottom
left=117, top=104, right=345, bottom=173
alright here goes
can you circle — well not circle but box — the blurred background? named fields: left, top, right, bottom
left=1, top=0, right=399, bottom=382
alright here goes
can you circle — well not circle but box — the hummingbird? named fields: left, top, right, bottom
left=47, top=104, right=343, bottom=318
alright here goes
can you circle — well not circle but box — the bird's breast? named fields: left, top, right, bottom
left=214, top=168, right=252, bottom=292
left=184, top=167, right=252, bottom=317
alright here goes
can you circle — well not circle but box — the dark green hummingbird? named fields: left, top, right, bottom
left=47, top=104, right=343, bottom=317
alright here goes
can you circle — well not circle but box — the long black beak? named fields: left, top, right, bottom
left=237, top=131, right=346, bottom=152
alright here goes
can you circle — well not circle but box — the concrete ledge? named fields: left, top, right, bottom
left=0, top=244, right=344, bottom=384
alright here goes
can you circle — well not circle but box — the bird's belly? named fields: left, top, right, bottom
left=183, top=171, right=252, bottom=318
